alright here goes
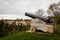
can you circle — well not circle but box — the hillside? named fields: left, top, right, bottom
left=0, top=25, right=60, bottom=40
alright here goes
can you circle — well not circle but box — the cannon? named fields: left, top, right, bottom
left=25, top=12, right=55, bottom=33
left=25, top=12, right=52, bottom=23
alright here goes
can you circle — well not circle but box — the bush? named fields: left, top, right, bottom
left=0, top=20, right=31, bottom=37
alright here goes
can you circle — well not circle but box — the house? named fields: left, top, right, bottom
left=2, top=19, right=31, bottom=25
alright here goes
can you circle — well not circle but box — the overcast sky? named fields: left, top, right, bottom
left=0, top=0, right=60, bottom=19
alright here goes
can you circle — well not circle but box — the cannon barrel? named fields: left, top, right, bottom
left=25, top=12, right=51, bottom=23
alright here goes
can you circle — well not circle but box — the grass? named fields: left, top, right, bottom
left=0, top=24, right=60, bottom=40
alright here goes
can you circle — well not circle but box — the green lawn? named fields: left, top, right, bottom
left=0, top=25, right=60, bottom=40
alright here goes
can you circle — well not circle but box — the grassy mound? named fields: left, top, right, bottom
left=0, top=25, right=60, bottom=40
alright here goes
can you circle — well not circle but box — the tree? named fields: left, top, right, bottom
left=48, top=2, right=60, bottom=32
left=36, top=9, right=44, bottom=16
left=48, top=2, right=60, bottom=24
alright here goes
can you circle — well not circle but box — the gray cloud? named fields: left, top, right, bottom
left=0, top=0, right=59, bottom=19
